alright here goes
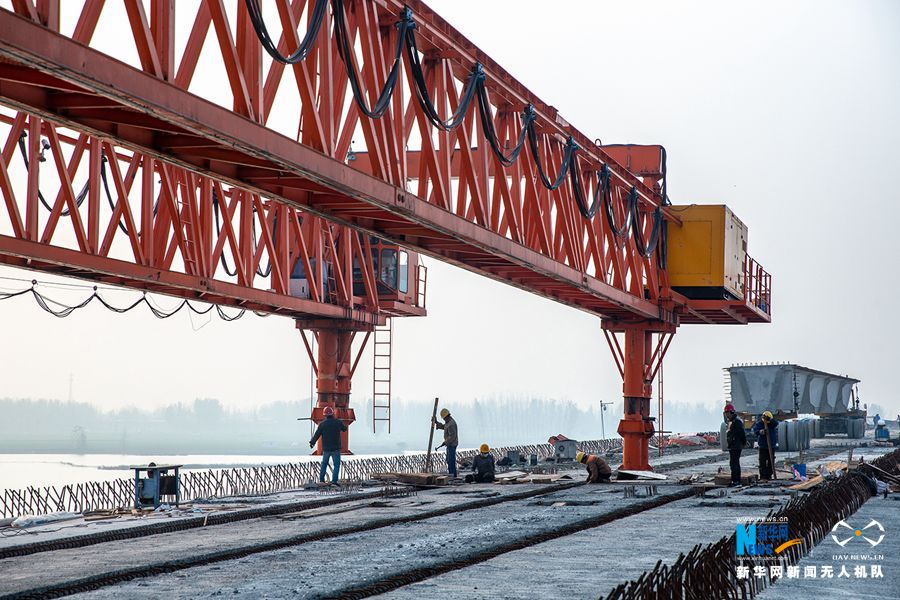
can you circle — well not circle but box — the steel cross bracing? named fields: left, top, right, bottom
left=0, top=109, right=421, bottom=322
left=0, top=0, right=772, bottom=469
left=0, top=0, right=720, bottom=325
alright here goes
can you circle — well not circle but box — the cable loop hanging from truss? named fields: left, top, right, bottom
left=405, top=24, right=482, bottom=131
left=333, top=0, right=410, bottom=119
left=631, top=202, right=664, bottom=259
left=476, top=97, right=535, bottom=167
left=0, top=277, right=249, bottom=321
left=570, top=161, right=610, bottom=220
left=211, top=190, right=238, bottom=277
left=17, top=131, right=90, bottom=216
left=528, top=127, right=578, bottom=192
left=244, top=0, right=329, bottom=65
left=240, top=0, right=666, bottom=260
left=605, top=186, right=635, bottom=240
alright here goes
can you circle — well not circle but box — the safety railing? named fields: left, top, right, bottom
left=743, top=255, right=772, bottom=316
left=0, top=438, right=623, bottom=519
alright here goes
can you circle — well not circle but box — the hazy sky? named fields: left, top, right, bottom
left=0, top=0, right=898, bottom=426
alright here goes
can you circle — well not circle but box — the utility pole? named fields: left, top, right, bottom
left=600, top=401, right=614, bottom=440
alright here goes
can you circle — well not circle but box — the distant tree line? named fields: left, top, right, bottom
left=0, top=395, right=725, bottom=455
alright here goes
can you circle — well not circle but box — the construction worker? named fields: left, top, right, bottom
left=309, top=406, right=347, bottom=484
left=433, top=408, right=458, bottom=477
left=723, top=403, right=747, bottom=486
left=466, top=443, right=496, bottom=483
left=576, top=451, right=612, bottom=483
left=751, top=411, right=779, bottom=480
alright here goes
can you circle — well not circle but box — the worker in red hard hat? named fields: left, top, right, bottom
left=309, top=405, right=347, bottom=484
left=723, top=403, right=747, bottom=486
left=576, top=451, right=612, bottom=483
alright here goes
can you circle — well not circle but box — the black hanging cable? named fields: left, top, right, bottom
left=631, top=200, right=664, bottom=259
left=404, top=15, right=481, bottom=131
left=659, top=145, right=671, bottom=206
left=476, top=94, right=535, bottom=167
left=527, top=124, right=578, bottom=191
left=96, top=153, right=136, bottom=236
left=333, top=0, right=409, bottom=119
left=570, top=160, right=610, bottom=220
left=250, top=204, right=275, bottom=278
left=211, top=190, right=238, bottom=277
left=243, top=0, right=328, bottom=64
left=215, top=305, right=246, bottom=321
left=30, top=287, right=94, bottom=318
left=606, top=185, right=635, bottom=239
left=18, top=132, right=90, bottom=216
left=1, top=281, right=250, bottom=321
left=0, top=287, right=31, bottom=301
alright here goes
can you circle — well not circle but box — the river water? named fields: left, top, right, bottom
left=0, top=453, right=387, bottom=491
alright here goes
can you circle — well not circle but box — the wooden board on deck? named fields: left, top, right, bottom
left=617, top=470, right=668, bottom=481
left=786, top=461, right=851, bottom=491
left=713, top=471, right=758, bottom=486
left=369, top=472, right=449, bottom=486
left=495, top=470, right=528, bottom=481
left=515, top=474, right=572, bottom=484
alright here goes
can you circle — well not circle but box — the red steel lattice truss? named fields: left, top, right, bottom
left=0, top=0, right=771, bottom=469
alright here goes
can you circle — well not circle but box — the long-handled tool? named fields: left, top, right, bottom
left=765, top=425, right=777, bottom=480
left=425, top=397, right=439, bottom=473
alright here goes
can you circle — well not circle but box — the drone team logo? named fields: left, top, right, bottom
left=831, top=519, right=885, bottom=548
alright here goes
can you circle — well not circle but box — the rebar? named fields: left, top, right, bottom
left=603, top=448, right=900, bottom=600
left=0, top=438, right=626, bottom=520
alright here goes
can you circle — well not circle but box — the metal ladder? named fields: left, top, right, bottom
left=372, top=317, right=393, bottom=433
left=176, top=197, right=199, bottom=275
left=322, top=221, right=338, bottom=304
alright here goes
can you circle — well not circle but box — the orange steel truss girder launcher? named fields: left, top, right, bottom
left=0, top=112, right=395, bottom=322
left=0, top=1, right=673, bottom=320
left=0, top=0, right=771, bottom=465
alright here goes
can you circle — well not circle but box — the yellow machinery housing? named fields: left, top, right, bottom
left=667, top=205, right=747, bottom=300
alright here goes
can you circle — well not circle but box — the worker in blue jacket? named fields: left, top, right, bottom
left=752, top=411, right=778, bottom=480
left=309, top=406, right=347, bottom=484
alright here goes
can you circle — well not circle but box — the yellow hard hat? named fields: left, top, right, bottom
left=479, top=443, right=489, bottom=453
left=762, top=411, right=773, bottom=420
left=576, top=451, right=586, bottom=464
left=439, top=408, right=450, bottom=419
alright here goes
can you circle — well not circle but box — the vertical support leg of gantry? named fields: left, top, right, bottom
left=297, top=320, right=374, bottom=455
left=603, top=321, right=676, bottom=471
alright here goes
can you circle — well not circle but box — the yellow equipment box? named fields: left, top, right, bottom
left=666, top=205, right=747, bottom=300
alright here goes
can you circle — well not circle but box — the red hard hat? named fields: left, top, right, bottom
left=724, top=404, right=736, bottom=413
left=324, top=406, right=334, bottom=416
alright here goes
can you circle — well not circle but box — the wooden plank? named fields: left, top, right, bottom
left=617, top=470, right=668, bottom=481
left=495, top=470, right=528, bottom=480
left=714, top=471, right=758, bottom=486
left=787, top=475, right=823, bottom=491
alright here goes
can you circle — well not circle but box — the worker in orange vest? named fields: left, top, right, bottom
left=576, top=451, right=612, bottom=483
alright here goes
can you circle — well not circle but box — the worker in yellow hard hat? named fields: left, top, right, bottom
left=577, top=451, right=612, bottom=483
left=466, top=443, right=496, bottom=483
left=751, top=411, right=779, bottom=480
left=432, top=407, right=459, bottom=477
